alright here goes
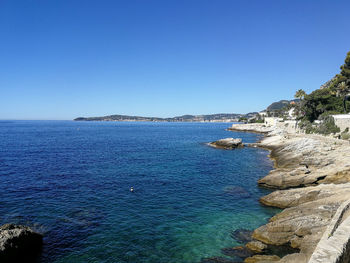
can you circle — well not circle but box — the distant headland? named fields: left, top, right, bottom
left=73, top=113, right=258, bottom=122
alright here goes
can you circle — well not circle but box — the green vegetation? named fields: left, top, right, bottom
left=251, top=119, right=264, bottom=123
left=297, top=51, right=350, bottom=123
left=299, top=116, right=340, bottom=135
left=294, top=89, right=306, bottom=100
left=301, top=88, right=344, bottom=122
left=292, top=51, right=350, bottom=135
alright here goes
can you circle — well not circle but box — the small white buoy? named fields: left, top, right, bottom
left=130, top=187, right=134, bottom=192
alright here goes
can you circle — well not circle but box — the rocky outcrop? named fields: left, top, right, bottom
left=260, top=183, right=350, bottom=208
left=0, top=224, right=43, bottom=262
left=246, top=241, right=267, bottom=253
left=255, top=133, right=350, bottom=189
left=227, top=123, right=350, bottom=263
left=209, top=138, right=243, bottom=149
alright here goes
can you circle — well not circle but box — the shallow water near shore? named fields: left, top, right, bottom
left=0, top=121, right=278, bottom=262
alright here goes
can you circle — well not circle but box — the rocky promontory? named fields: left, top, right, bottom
left=209, top=138, right=243, bottom=149
left=0, top=224, right=43, bottom=262
left=227, top=123, right=350, bottom=263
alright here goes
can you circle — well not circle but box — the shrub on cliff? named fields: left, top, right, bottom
left=301, top=88, right=343, bottom=122
left=316, top=116, right=340, bottom=135
left=299, top=51, right=350, bottom=122
left=299, top=116, right=340, bottom=135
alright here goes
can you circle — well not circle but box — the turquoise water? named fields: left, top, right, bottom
left=0, top=121, right=277, bottom=262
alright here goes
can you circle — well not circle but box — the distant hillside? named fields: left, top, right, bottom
left=74, top=112, right=258, bottom=122
left=266, top=99, right=299, bottom=111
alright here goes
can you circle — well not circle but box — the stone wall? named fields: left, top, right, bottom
left=275, top=120, right=303, bottom=134
left=333, top=114, right=350, bottom=132
left=308, top=199, right=350, bottom=263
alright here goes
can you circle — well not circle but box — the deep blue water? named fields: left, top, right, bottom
left=0, top=121, right=277, bottom=263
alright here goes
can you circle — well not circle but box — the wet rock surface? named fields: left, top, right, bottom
left=230, top=229, right=253, bottom=244
left=0, top=224, right=43, bottom=262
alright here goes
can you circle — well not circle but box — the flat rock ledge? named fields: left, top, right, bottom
left=227, top=123, right=275, bottom=134
left=209, top=138, right=243, bottom=149
left=0, top=224, right=43, bottom=262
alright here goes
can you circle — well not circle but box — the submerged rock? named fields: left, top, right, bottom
left=209, top=138, right=243, bottom=149
left=230, top=229, right=253, bottom=243
left=221, top=246, right=253, bottom=258
left=0, top=224, right=43, bottom=262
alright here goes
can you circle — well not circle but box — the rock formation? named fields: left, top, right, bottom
left=209, top=138, right=243, bottom=149
left=0, top=224, right=43, bottom=262
left=227, top=123, right=350, bottom=262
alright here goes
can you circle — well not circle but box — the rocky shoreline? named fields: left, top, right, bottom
left=227, top=123, right=350, bottom=263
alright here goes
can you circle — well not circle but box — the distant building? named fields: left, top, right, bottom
left=259, top=111, right=268, bottom=117
left=265, top=117, right=283, bottom=126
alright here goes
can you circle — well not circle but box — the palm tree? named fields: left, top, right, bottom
left=294, top=89, right=306, bottom=100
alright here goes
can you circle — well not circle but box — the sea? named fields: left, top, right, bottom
left=0, top=121, right=278, bottom=263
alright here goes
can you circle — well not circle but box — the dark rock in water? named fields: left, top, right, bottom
left=0, top=224, right=43, bottom=262
left=200, top=256, right=241, bottom=263
left=230, top=229, right=253, bottom=243
left=223, top=186, right=251, bottom=198
left=264, top=243, right=300, bottom=258
left=209, top=138, right=243, bottom=150
left=221, top=246, right=253, bottom=259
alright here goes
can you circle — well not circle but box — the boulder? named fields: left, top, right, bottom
left=209, top=138, right=243, bottom=149
left=0, top=224, right=43, bottom=262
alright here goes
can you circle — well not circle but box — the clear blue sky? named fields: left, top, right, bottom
left=1, top=0, right=349, bottom=120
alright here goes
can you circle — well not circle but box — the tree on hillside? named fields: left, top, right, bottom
left=340, top=51, right=350, bottom=79
left=294, top=89, right=307, bottom=100
left=299, top=51, right=350, bottom=121
left=337, top=82, right=349, bottom=96
left=337, top=81, right=350, bottom=113
left=328, top=51, right=350, bottom=92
